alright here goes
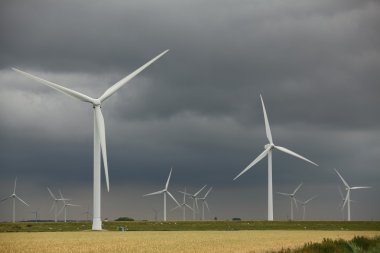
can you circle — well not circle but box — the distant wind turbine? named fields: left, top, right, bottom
left=12, top=50, right=169, bottom=230
left=277, top=183, right=303, bottom=221
left=47, top=187, right=69, bottom=222
left=296, top=195, right=317, bottom=220
left=143, top=168, right=180, bottom=221
left=334, top=168, right=371, bottom=221
left=171, top=187, right=194, bottom=221
left=0, top=178, right=29, bottom=223
left=30, top=208, right=39, bottom=223
left=179, top=185, right=207, bottom=220
left=234, top=95, right=318, bottom=221
left=337, top=187, right=355, bottom=220
left=198, top=187, right=213, bottom=221
left=58, top=191, right=80, bottom=222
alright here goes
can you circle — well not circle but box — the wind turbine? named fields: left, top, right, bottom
left=47, top=187, right=69, bottom=222
left=30, top=208, right=39, bottom=222
left=171, top=187, right=194, bottom=221
left=334, top=168, right=371, bottom=221
left=296, top=195, right=317, bottom=221
left=277, top=183, right=303, bottom=221
left=58, top=191, right=80, bottom=222
left=143, top=168, right=180, bottom=221
left=179, top=185, right=207, bottom=220
left=337, top=187, right=355, bottom=220
left=233, top=95, right=318, bottom=221
left=0, top=177, right=29, bottom=223
left=198, top=187, right=212, bottom=221
left=12, top=50, right=169, bottom=230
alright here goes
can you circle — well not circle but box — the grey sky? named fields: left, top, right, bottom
left=0, top=0, right=379, bottom=222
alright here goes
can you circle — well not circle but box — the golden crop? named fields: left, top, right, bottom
left=1, top=230, right=379, bottom=253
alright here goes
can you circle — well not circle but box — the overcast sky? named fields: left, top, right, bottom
left=0, top=0, right=379, bottom=222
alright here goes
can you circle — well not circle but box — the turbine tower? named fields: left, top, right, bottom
left=0, top=178, right=29, bottom=223
left=338, top=187, right=355, bottom=220
left=13, top=50, right=169, bottom=230
left=296, top=195, right=317, bottom=221
left=172, top=188, right=194, bottom=221
left=334, top=169, right=371, bottom=221
left=277, top=183, right=303, bottom=221
left=234, top=95, right=318, bottom=221
left=143, top=168, right=180, bottom=221
left=198, top=187, right=212, bottom=221
left=47, top=187, right=69, bottom=222
left=58, top=191, right=80, bottom=222
left=179, top=185, right=207, bottom=220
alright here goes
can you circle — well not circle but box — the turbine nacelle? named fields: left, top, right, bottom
left=264, top=143, right=275, bottom=150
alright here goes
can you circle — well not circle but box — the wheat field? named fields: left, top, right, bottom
left=0, top=230, right=379, bottom=253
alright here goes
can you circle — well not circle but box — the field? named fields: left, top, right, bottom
left=1, top=220, right=380, bottom=232
left=1, top=230, right=380, bottom=253
left=1, top=221, right=379, bottom=253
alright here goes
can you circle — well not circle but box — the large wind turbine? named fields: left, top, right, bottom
left=198, top=187, right=212, bottom=221
left=233, top=95, right=318, bottom=221
left=334, top=169, right=371, bottom=221
left=47, top=187, right=69, bottom=222
left=277, top=183, right=303, bottom=221
left=143, top=168, right=180, bottom=221
left=0, top=178, right=29, bottom=223
left=58, top=191, right=80, bottom=222
left=296, top=195, right=317, bottom=221
left=179, top=185, right=207, bottom=220
left=13, top=50, right=168, bottom=230
left=171, top=188, right=194, bottom=221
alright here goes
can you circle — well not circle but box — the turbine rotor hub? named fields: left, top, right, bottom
left=92, top=99, right=101, bottom=106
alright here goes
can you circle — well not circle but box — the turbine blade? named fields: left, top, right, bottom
left=178, top=191, right=192, bottom=196
left=260, top=94, right=273, bottom=144
left=204, top=201, right=210, bottom=212
left=277, top=192, right=291, bottom=196
left=305, top=195, right=318, bottom=204
left=59, top=190, right=66, bottom=204
left=15, top=195, right=29, bottom=206
left=47, top=187, right=56, bottom=200
left=185, top=204, right=194, bottom=211
left=293, top=197, right=298, bottom=210
left=95, top=107, right=110, bottom=192
left=170, top=204, right=182, bottom=212
left=99, top=50, right=169, bottom=102
left=0, top=196, right=11, bottom=203
left=204, top=187, right=213, bottom=198
left=195, top=198, right=199, bottom=210
left=165, top=168, right=173, bottom=190
left=342, top=191, right=349, bottom=210
left=350, top=186, right=371, bottom=190
left=194, top=185, right=207, bottom=197
left=57, top=205, right=65, bottom=216
left=338, top=187, right=344, bottom=199
left=334, top=169, right=350, bottom=188
left=144, top=189, right=165, bottom=196
left=67, top=204, right=80, bottom=207
left=292, top=183, right=303, bottom=195
left=167, top=191, right=181, bottom=207
left=12, top=68, right=94, bottom=103
left=234, top=147, right=270, bottom=180
left=49, top=201, right=56, bottom=213
left=274, top=146, right=318, bottom=166
left=13, top=177, right=17, bottom=194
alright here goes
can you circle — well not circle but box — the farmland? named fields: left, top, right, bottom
left=1, top=230, right=380, bottom=253
left=0, top=220, right=379, bottom=232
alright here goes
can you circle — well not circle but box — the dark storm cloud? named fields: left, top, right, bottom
left=0, top=0, right=379, bottom=221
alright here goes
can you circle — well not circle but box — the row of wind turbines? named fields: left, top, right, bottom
left=4, top=50, right=372, bottom=230
left=143, top=168, right=213, bottom=221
